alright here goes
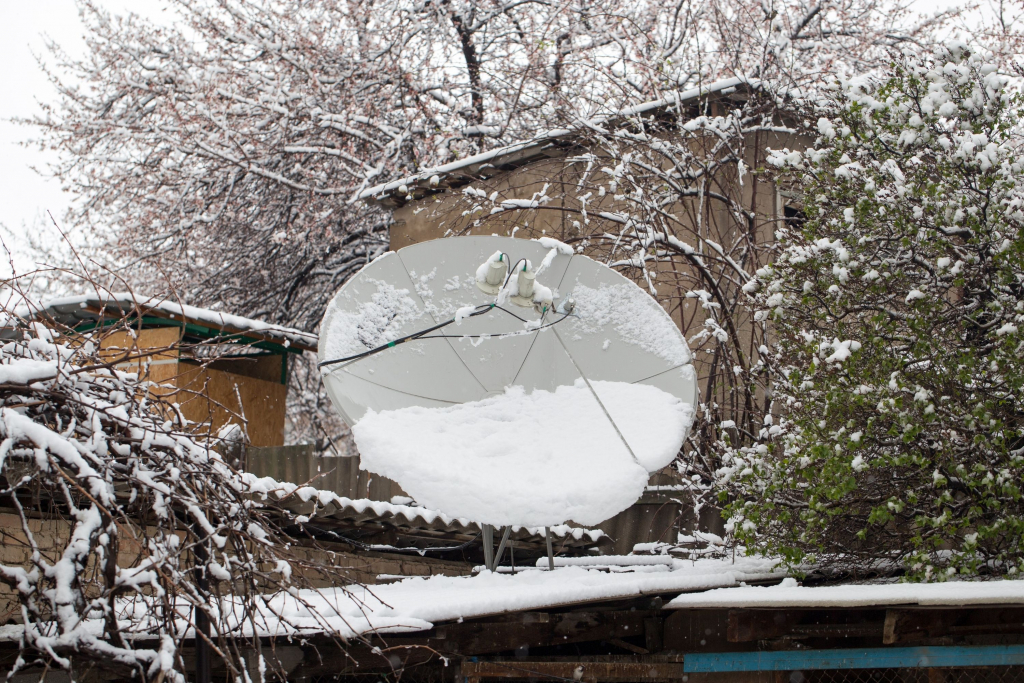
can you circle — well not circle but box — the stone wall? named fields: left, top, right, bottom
left=0, top=510, right=471, bottom=625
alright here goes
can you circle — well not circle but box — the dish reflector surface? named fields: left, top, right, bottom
left=319, top=236, right=698, bottom=526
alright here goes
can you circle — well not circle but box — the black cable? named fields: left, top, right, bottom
left=416, top=313, right=572, bottom=339
left=317, top=303, right=495, bottom=368
left=317, top=302, right=569, bottom=369
left=503, top=258, right=528, bottom=290
left=493, top=304, right=531, bottom=323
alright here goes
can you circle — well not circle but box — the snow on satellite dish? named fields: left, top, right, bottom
left=318, top=236, right=697, bottom=527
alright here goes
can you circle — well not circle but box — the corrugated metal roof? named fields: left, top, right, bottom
left=264, top=482, right=608, bottom=551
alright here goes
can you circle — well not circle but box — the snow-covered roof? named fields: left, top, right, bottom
left=0, top=555, right=777, bottom=642
left=286, top=568, right=1024, bottom=640
left=665, top=578, right=1024, bottom=609
left=281, top=555, right=783, bottom=638
left=359, top=78, right=758, bottom=206
left=13, top=293, right=318, bottom=352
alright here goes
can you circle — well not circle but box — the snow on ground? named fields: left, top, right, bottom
left=352, top=379, right=692, bottom=526
left=665, top=577, right=1024, bottom=609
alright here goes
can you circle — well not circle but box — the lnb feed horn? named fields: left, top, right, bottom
left=476, top=252, right=508, bottom=294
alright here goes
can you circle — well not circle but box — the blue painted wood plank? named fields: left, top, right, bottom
left=683, top=645, right=1024, bottom=672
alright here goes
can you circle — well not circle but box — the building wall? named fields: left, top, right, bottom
left=174, top=362, right=287, bottom=448
left=0, top=511, right=470, bottom=625
left=377, top=126, right=809, bottom=544
left=388, top=129, right=808, bottom=408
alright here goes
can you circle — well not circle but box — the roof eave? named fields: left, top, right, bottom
left=360, top=77, right=761, bottom=208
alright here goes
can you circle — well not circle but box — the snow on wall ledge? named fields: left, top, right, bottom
left=664, top=577, right=1024, bottom=609
left=264, top=554, right=782, bottom=639
left=352, top=379, right=694, bottom=527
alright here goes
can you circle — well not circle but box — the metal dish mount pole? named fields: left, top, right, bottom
left=482, top=524, right=495, bottom=570
left=483, top=525, right=556, bottom=571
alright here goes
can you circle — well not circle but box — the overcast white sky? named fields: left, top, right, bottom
left=0, top=0, right=975, bottom=273
left=0, top=0, right=171, bottom=273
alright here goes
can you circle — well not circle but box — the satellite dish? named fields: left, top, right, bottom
left=318, top=236, right=697, bottom=529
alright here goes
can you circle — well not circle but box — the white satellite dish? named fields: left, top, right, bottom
left=318, top=236, right=697, bottom=565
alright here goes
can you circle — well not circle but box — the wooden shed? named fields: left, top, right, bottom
left=19, top=293, right=318, bottom=448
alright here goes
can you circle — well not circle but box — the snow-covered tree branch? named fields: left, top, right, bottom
left=0, top=278, right=361, bottom=680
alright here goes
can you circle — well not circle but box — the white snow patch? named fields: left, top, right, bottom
left=351, top=380, right=692, bottom=526
left=0, top=554, right=783, bottom=643
left=475, top=250, right=506, bottom=283
left=571, top=283, right=690, bottom=366
left=24, top=293, right=317, bottom=349
left=589, top=381, right=693, bottom=472
left=665, top=579, right=1024, bottom=609
left=454, top=306, right=478, bottom=324
left=537, top=555, right=674, bottom=568
left=321, top=280, right=422, bottom=361
left=0, top=359, right=59, bottom=384
left=534, top=237, right=574, bottom=255
left=270, top=555, right=781, bottom=637
left=823, top=339, right=862, bottom=364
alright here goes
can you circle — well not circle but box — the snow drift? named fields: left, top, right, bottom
left=352, top=379, right=693, bottom=526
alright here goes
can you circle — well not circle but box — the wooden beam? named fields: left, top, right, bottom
left=728, top=609, right=802, bottom=642
left=426, top=610, right=652, bottom=656
left=607, top=637, right=649, bottom=655
left=883, top=607, right=1024, bottom=644
left=728, top=607, right=1024, bottom=645
left=461, top=660, right=686, bottom=682
left=729, top=609, right=885, bottom=642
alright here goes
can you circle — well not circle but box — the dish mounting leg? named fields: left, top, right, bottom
left=482, top=524, right=494, bottom=571
left=493, top=526, right=513, bottom=569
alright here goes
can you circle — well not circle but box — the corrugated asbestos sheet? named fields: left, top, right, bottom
left=246, top=445, right=608, bottom=556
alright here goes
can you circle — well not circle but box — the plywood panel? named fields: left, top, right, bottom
left=206, top=354, right=284, bottom=384
left=174, top=363, right=287, bottom=447
left=74, top=326, right=288, bottom=448
left=101, top=326, right=182, bottom=385
left=100, top=325, right=182, bottom=356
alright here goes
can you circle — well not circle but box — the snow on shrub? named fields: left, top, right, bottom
left=726, top=44, right=1024, bottom=580
left=0, top=290, right=355, bottom=680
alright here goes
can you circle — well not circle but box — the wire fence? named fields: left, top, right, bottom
left=793, top=667, right=1024, bottom=683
